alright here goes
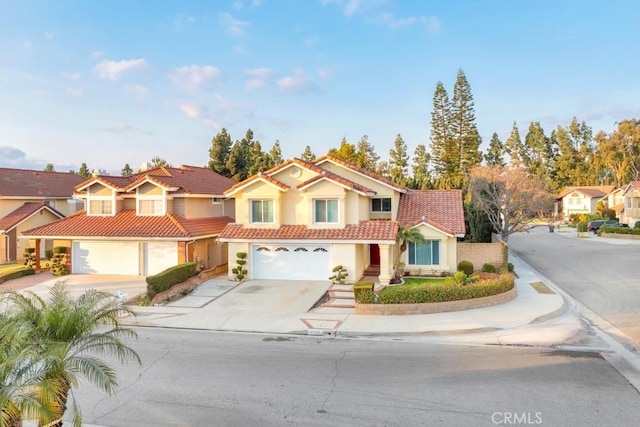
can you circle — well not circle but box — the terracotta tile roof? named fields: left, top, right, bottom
left=219, top=220, right=398, bottom=242
left=21, top=210, right=234, bottom=240
left=0, top=167, right=84, bottom=198
left=0, top=202, right=63, bottom=232
left=225, top=173, right=289, bottom=195
left=556, top=185, right=614, bottom=199
left=313, top=155, right=407, bottom=192
left=397, top=190, right=466, bottom=235
left=297, top=171, right=375, bottom=195
left=76, top=165, right=235, bottom=195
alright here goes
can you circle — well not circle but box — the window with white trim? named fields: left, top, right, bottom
left=314, top=199, right=338, bottom=223
left=251, top=200, right=274, bottom=223
left=408, top=240, right=440, bottom=265
left=371, top=198, right=391, bottom=212
left=88, top=199, right=113, bottom=216
left=138, top=199, right=165, bottom=216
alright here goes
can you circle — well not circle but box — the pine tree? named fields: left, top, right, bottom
left=524, top=121, right=554, bottom=186
left=429, top=81, right=453, bottom=184
left=301, top=146, right=316, bottom=162
left=388, top=134, right=409, bottom=186
left=328, top=137, right=358, bottom=163
left=247, top=140, right=271, bottom=176
left=43, top=163, right=55, bottom=172
left=121, top=163, right=133, bottom=176
left=450, top=69, right=482, bottom=185
left=149, top=156, right=171, bottom=168
left=77, top=163, right=91, bottom=179
left=208, top=128, right=233, bottom=177
left=551, top=118, right=594, bottom=188
left=269, top=140, right=284, bottom=166
left=505, top=122, right=525, bottom=167
left=226, top=129, right=253, bottom=181
left=411, top=144, right=432, bottom=189
left=484, top=133, right=506, bottom=167
left=355, top=135, right=379, bottom=171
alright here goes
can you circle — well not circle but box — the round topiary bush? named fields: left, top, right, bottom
left=482, top=263, right=497, bottom=273
left=457, top=260, right=474, bottom=275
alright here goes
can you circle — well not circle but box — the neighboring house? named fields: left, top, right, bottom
left=620, top=181, right=640, bottom=227
left=21, top=165, right=236, bottom=276
left=219, top=156, right=465, bottom=286
left=554, top=186, right=614, bottom=220
left=599, top=185, right=628, bottom=219
left=0, top=167, right=84, bottom=263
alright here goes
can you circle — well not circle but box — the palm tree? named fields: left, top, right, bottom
left=2, top=282, right=141, bottom=426
left=396, top=225, right=425, bottom=273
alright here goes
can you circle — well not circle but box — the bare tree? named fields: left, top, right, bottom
left=469, top=166, right=554, bottom=242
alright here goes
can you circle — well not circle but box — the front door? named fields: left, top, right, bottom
left=369, top=244, right=380, bottom=265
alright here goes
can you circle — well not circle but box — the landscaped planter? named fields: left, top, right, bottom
left=600, top=232, right=640, bottom=240
left=355, top=286, right=516, bottom=315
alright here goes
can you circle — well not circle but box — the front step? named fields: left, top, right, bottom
left=322, top=283, right=355, bottom=308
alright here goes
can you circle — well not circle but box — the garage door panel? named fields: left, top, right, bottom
left=73, top=241, right=139, bottom=275
left=144, top=242, right=178, bottom=276
left=253, top=244, right=330, bottom=281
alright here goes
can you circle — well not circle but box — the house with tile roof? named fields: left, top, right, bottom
left=0, top=167, right=84, bottom=263
left=554, top=185, right=615, bottom=220
left=620, top=181, right=640, bottom=227
left=219, top=156, right=465, bottom=286
left=21, top=165, right=236, bottom=276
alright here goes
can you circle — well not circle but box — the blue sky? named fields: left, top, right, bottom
left=1, top=0, right=639, bottom=174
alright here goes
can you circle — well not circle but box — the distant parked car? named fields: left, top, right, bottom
left=587, top=219, right=619, bottom=232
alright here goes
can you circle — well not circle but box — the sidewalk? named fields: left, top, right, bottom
left=124, top=252, right=565, bottom=337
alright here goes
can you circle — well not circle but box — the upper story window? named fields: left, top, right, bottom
left=371, top=198, right=392, bottom=212
left=251, top=200, right=274, bottom=223
left=88, top=199, right=113, bottom=216
left=408, top=240, right=440, bottom=266
left=314, top=199, right=338, bottom=223
left=138, top=199, right=165, bottom=216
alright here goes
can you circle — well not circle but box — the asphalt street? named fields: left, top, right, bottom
left=69, top=328, right=640, bottom=427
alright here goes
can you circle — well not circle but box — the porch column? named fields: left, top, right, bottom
left=178, top=242, right=187, bottom=264
left=378, top=243, right=392, bottom=287
left=34, top=239, right=41, bottom=271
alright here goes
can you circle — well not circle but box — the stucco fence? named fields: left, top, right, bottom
left=600, top=232, right=640, bottom=240
left=355, top=285, right=517, bottom=315
left=456, top=235, right=507, bottom=270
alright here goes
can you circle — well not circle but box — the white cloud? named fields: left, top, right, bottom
left=277, top=69, right=318, bottom=93
left=90, top=50, right=105, bottom=59
left=65, top=87, right=83, bottom=97
left=245, top=67, right=273, bottom=79
left=245, top=78, right=267, bottom=91
left=93, top=58, right=147, bottom=80
left=173, top=14, right=196, bottom=31
left=176, top=101, right=222, bottom=129
left=23, top=40, right=32, bottom=49
left=425, top=16, right=441, bottom=33
left=321, top=0, right=377, bottom=17
left=219, top=12, right=249, bottom=36
left=378, top=13, right=440, bottom=31
left=251, top=0, right=263, bottom=6
left=125, top=84, right=149, bottom=99
left=62, top=72, right=81, bottom=80
left=168, top=65, right=221, bottom=92
left=233, top=1, right=243, bottom=9
left=318, top=67, right=333, bottom=79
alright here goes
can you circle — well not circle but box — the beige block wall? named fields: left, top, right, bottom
left=227, top=242, right=250, bottom=279
left=456, top=241, right=505, bottom=271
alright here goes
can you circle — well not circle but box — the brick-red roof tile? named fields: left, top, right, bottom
left=225, top=173, right=289, bottom=195
left=0, top=202, right=63, bottom=232
left=0, top=168, right=84, bottom=198
left=314, top=155, right=406, bottom=192
left=397, top=190, right=466, bottom=235
left=219, top=220, right=398, bottom=242
left=21, top=210, right=234, bottom=240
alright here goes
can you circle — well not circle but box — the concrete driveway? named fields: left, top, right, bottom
left=10, top=273, right=147, bottom=300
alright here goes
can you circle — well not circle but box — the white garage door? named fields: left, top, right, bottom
left=252, top=244, right=330, bottom=281
left=144, top=242, right=178, bottom=276
left=73, top=241, right=139, bottom=275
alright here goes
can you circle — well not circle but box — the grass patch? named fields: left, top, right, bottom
left=397, top=277, right=448, bottom=288
left=0, top=263, right=35, bottom=284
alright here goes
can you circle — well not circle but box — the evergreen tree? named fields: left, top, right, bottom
left=388, top=134, right=409, bottom=186
left=149, top=156, right=171, bottom=168
left=121, top=163, right=133, bottom=176
left=550, top=117, right=594, bottom=188
left=328, top=137, right=358, bottom=163
left=354, top=135, right=379, bottom=171
left=301, top=146, right=316, bottom=162
left=375, top=160, right=390, bottom=180
left=484, top=133, right=506, bottom=167
left=429, top=81, right=453, bottom=185
left=269, top=140, right=284, bottom=167
left=411, top=144, right=432, bottom=190
left=524, top=122, right=554, bottom=187
left=505, top=122, right=525, bottom=167
left=208, top=128, right=233, bottom=177
left=77, top=163, right=91, bottom=179
left=247, top=140, right=271, bottom=176
left=43, top=164, right=55, bottom=172
left=450, top=69, right=482, bottom=184
left=226, top=129, right=253, bottom=181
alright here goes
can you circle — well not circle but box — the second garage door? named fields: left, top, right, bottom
left=252, top=244, right=330, bottom=281
left=73, top=241, right=139, bottom=275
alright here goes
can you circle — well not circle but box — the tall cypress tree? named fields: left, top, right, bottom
left=78, top=163, right=91, bottom=179
left=450, top=69, right=482, bottom=185
left=524, top=121, right=554, bottom=187
left=269, top=140, right=284, bottom=167
left=505, top=122, right=525, bottom=167
left=355, top=135, right=379, bottom=171
left=226, top=129, right=253, bottom=181
left=301, top=146, right=316, bottom=162
left=388, top=134, right=409, bottom=186
left=484, top=133, right=505, bottom=167
left=328, top=137, right=358, bottom=163
left=208, top=128, right=233, bottom=177
left=411, top=144, right=432, bottom=190
left=430, top=81, right=453, bottom=186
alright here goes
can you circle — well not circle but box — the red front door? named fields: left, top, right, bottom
left=369, top=244, right=380, bottom=265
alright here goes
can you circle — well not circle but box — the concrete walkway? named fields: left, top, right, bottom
left=124, top=252, right=565, bottom=336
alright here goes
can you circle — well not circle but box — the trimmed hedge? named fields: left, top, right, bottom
left=0, top=266, right=35, bottom=284
left=146, top=262, right=198, bottom=298
left=355, top=273, right=514, bottom=304
left=457, top=260, right=474, bottom=275
left=601, top=226, right=640, bottom=235
left=353, top=281, right=374, bottom=300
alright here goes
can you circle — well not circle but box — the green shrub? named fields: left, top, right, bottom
left=507, top=262, right=514, bottom=272
left=576, top=222, right=588, bottom=233
left=146, top=262, right=197, bottom=298
left=329, top=265, right=348, bottom=284
left=453, top=271, right=467, bottom=284
left=355, top=289, right=375, bottom=304
left=24, top=247, right=35, bottom=254
left=232, top=252, right=248, bottom=281
left=482, top=263, right=497, bottom=273
left=634, top=222, right=640, bottom=229
left=373, top=274, right=514, bottom=304
left=353, top=281, right=374, bottom=302
left=53, top=246, right=67, bottom=254
left=457, top=260, right=474, bottom=275
left=0, top=266, right=35, bottom=284
left=45, top=249, right=53, bottom=260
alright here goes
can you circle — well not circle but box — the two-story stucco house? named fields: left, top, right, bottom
left=219, top=156, right=465, bottom=286
left=21, top=165, right=235, bottom=276
left=620, top=181, right=640, bottom=227
left=554, top=185, right=614, bottom=220
left=0, top=167, right=84, bottom=263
